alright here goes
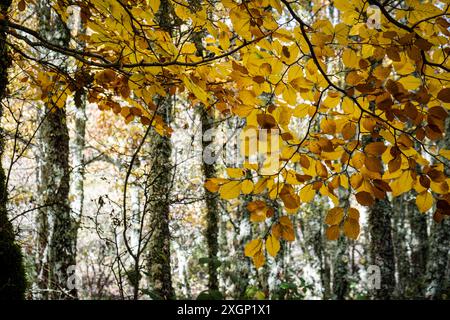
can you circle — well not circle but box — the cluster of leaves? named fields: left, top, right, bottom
left=6, top=0, right=450, bottom=269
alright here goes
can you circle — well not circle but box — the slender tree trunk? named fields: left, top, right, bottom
left=234, top=196, right=252, bottom=299
left=0, top=0, right=26, bottom=300
left=332, top=192, right=350, bottom=300
left=145, top=94, right=174, bottom=299
left=368, top=199, right=396, bottom=299
left=200, top=108, right=220, bottom=292
left=332, top=235, right=349, bottom=299
left=72, top=70, right=86, bottom=232
left=392, top=196, right=411, bottom=298
left=407, top=195, right=428, bottom=298
left=425, top=218, right=449, bottom=299
left=37, top=0, right=77, bottom=299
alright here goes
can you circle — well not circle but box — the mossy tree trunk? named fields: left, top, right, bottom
left=407, top=196, right=428, bottom=298
left=37, top=0, right=77, bottom=299
left=144, top=0, right=176, bottom=300
left=368, top=199, right=396, bottom=299
left=145, top=95, right=174, bottom=299
left=0, top=0, right=26, bottom=300
left=201, top=108, right=220, bottom=292
left=392, top=196, right=411, bottom=298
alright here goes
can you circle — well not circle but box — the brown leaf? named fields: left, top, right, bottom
left=326, top=225, right=340, bottom=241
left=342, top=122, right=356, bottom=140
left=415, top=38, right=433, bottom=51
left=373, top=179, right=392, bottom=192
left=437, top=88, right=450, bottom=103
left=252, top=76, right=265, bottom=84
left=282, top=46, right=290, bottom=58
left=355, top=191, right=375, bottom=206
left=257, top=114, right=277, bottom=129
left=299, top=155, right=310, bottom=169
left=18, top=0, right=26, bottom=12
left=365, top=142, right=387, bottom=156
left=388, top=155, right=402, bottom=173
left=419, top=175, right=431, bottom=189
left=386, top=46, right=401, bottom=61
left=427, top=169, right=446, bottom=182
left=365, top=156, right=383, bottom=172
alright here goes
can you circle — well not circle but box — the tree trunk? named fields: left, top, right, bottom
left=71, top=71, right=86, bottom=232
left=200, top=108, right=220, bottom=292
left=145, top=94, right=174, bottom=300
left=407, top=195, right=428, bottom=298
left=0, top=1, right=26, bottom=300
left=332, top=192, right=350, bottom=300
left=37, top=0, right=77, bottom=299
left=392, top=196, right=411, bottom=298
left=368, top=199, right=396, bottom=299
left=425, top=218, right=449, bottom=299
left=332, top=235, right=349, bottom=299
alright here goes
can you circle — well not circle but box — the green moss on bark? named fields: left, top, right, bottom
left=0, top=0, right=26, bottom=300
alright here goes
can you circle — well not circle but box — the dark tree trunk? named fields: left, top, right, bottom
left=425, top=218, right=449, bottom=299
left=0, top=0, right=26, bottom=300
left=407, top=197, right=428, bottom=298
left=332, top=235, right=349, bottom=299
left=145, top=95, right=174, bottom=299
left=201, top=108, right=219, bottom=292
left=144, top=0, right=176, bottom=300
left=368, top=199, right=396, bottom=299
left=392, top=196, right=411, bottom=298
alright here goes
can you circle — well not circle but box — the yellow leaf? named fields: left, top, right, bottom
left=226, top=168, right=244, bottom=178
left=439, top=149, right=450, bottom=160
left=266, top=233, right=280, bottom=257
left=342, top=49, right=359, bottom=68
left=416, top=191, right=433, bottom=213
left=241, top=180, right=254, bottom=194
left=325, top=207, right=344, bottom=225
left=219, top=180, right=241, bottom=199
left=300, top=184, right=315, bottom=203
left=252, top=250, right=265, bottom=269
left=343, top=218, right=360, bottom=240
left=320, top=118, right=336, bottom=135
left=273, top=216, right=296, bottom=241
left=247, top=200, right=270, bottom=222
left=391, top=170, right=414, bottom=197
left=398, top=75, right=421, bottom=90
left=326, top=225, right=340, bottom=240
left=149, top=0, right=160, bottom=13
left=205, top=180, right=219, bottom=193
left=244, top=239, right=263, bottom=257
left=348, top=207, right=360, bottom=220
left=280, top=185, right=300, bottom=210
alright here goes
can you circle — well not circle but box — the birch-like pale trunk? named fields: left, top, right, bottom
left=36, top=0, right=77, bottom=299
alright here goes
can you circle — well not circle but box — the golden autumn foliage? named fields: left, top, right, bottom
left=6, top=0, right=450, bottom=269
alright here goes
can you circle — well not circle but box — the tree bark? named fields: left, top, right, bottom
left=407, top=195, right=428, bottom=298
left=145, top=94, right=174, bottom=299
left=332, top=235, right=349, bottom=299
left=425, top=218, right=449, bottom=299
left=0, top=0, right=26, bottom=300
left=392, top=196, right=411, bottom=298
left=37, top=0, right=77, bottom=299
left=200, top=108, right=220, bottom=292
left=368, top=199, right=396, bottom=299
